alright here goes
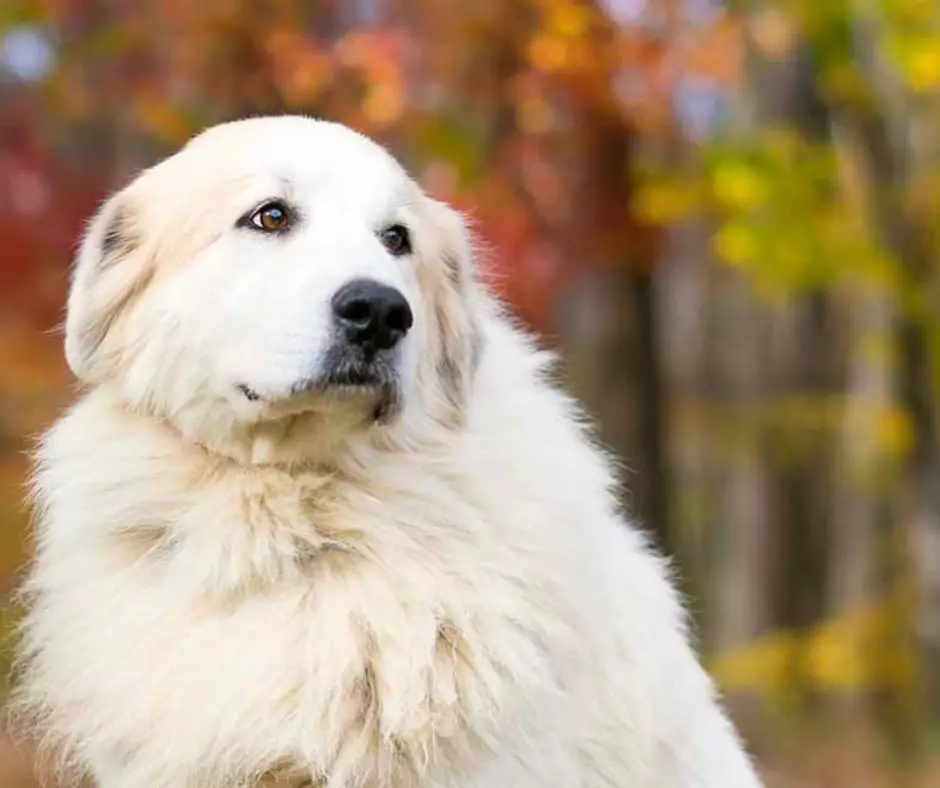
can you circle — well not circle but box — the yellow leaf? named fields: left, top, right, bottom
left=895, top=0, right=935, bottom=24
left=805, top=614, right=871, bottom=689
left=133, top=93, right=191, bottom=145
left=710, top=631, right=797, bottom=695
left=712, top=223, right=757, bottom=265
left=906, top=45, right=940, bottom=92
left=709, top=593, right=921, bottom=700
left=363, top=81, right=404, bottom=127
left=633, top=182, right=696, bottom=224
left=548, top=3, right=592, bottom=39
left=891, top=33, right=940, bottom=93
left=711, top=163, right=767, bottom=211
left=820, top=61, right=869, bottom=105
left=858, top=332, right=895, bottom=367
left=874, top=406, right=914, bottom=458
left=766, top=128, right=800, bottom=158
left=528, top=34, right=569, bottom=72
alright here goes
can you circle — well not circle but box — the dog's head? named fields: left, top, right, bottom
left=65, top=117, right=483, bottom=462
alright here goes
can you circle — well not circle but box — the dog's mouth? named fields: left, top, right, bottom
left=320, top=364, right=385, bottom=389
left=237, top=350, right=402, bottom=423
left=317, top=358, right=401, bottom=422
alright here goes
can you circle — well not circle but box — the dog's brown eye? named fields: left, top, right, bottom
left=379, top=225, right=411, bottom=256
left=250, top=202, right=290, bottom=233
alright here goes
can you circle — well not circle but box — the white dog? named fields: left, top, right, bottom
left=11, top=116, right=762, bottom=787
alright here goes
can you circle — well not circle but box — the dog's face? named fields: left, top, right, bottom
left=65, top=117, right=482, bottom=460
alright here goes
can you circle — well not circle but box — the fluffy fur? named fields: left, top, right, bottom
left=11, top=116, right=762, bottom=787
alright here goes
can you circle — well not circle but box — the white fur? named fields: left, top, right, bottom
left=12, top=116, right=762, bottom=787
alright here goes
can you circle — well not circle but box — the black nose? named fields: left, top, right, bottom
left=332, top=279, right=413, bottom=352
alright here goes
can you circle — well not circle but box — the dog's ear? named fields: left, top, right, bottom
left=425, top=198, right=478, bottom=291
left=422, top=199, right=485, bottom=422
left=64, top=186, right=153, bottom=384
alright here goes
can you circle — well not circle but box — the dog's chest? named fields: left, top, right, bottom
left=29, top=456, right=567, bottom=784
left=73, top=573, right=368, bottom=772
left=49, top=539, right=545, bottom=787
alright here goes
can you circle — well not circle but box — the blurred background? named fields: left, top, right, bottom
left=1, top=0, right=940, bottom=784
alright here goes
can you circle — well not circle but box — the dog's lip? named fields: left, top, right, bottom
left=235, top=356, right=399, bottom=415
left=325, top=368, right=383, bottom=388
left=294, top=372, right=384, bottom=396
left=236, top=377, right=387, bottom=405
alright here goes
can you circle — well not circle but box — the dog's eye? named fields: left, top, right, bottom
left=249, top=202, right=290, bottom=233
left=379, top=225, right=411, bottom=256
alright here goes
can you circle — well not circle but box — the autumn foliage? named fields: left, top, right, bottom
left=1, top=0, right=743, bottom=325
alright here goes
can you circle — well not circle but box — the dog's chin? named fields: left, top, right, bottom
left=315, top=374, right=402, bottom=424
left=309, top=347, right=403, bottom=422
left=239, top=361, right=402, bottom=424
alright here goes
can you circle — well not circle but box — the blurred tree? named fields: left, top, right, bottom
left=632, top=0, right=940, bottom=757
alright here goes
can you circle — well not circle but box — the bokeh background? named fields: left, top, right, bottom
left=2, top=0, right=940, bottom=784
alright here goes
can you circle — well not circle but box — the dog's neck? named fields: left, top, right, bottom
left=55, top=384, right=472, bottom=603
left=92, top=381, right=406, bottom=471
left=47, top=386, right=381, bottom=601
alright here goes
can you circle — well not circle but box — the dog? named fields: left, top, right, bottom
left=11, top=116, right=762, bottom=787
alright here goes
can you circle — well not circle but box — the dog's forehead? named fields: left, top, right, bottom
left=181, top=117, right=408, bottom=201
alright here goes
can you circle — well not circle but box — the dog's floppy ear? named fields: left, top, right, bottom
left=64, top=186, right=152, bottom=384
left=422, top=199, right=485, bottom=422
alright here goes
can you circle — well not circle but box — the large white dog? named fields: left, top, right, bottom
left=12, top=116, right=762, bottom=787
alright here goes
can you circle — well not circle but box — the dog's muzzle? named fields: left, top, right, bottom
left=304, top=279, right=412, bottom=419
left=239, top=280, right=412, bottom=420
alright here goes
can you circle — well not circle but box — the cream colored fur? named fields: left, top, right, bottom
left=11, top=116, right=762, bottom=787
